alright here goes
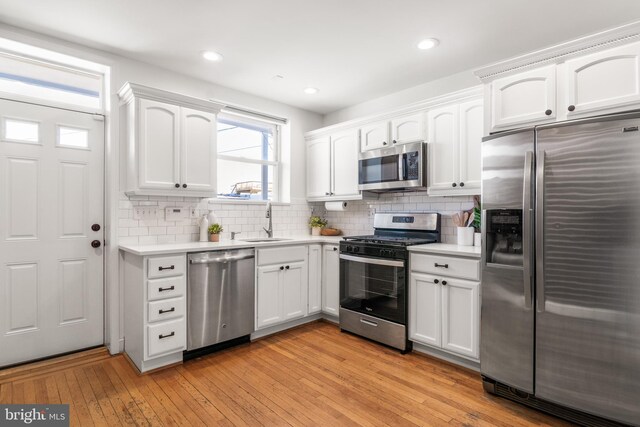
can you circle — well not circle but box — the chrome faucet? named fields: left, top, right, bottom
left=263, top=201, right=273, bottom=238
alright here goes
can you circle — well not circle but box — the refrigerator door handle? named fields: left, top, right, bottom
left=536, top=150, right=546, bottom=313
left=523, top=151, right=534, bottom=309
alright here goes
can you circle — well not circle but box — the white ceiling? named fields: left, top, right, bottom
left=1, top=1, right=640, bottom=114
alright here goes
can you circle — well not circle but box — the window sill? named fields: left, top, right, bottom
left=207, top=198, right=291, bottom=206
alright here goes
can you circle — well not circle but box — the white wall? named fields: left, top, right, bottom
left=322, top=70, right=479, bottom=126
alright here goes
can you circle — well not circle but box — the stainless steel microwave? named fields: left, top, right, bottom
left=358, top=141, right=428, bottom=192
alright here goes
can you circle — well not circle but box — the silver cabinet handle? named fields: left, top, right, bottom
left=536, top=150, right=546, bottom=313
left=360, top=318, right=378, bottom=327
left=159, top=331, right=175, bottom=339
left=523, top=151, right=534, bottom=309
left=190, top=254, right=255, bottom=264
left=159, top=307, right=175, bottom=314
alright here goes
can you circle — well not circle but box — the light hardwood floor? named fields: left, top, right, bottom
left=0, top=321, right=573, bottom=426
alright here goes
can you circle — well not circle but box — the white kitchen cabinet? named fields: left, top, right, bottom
left=322, top=244, right=340, bottom=317
left=119, top=82, right=223, bottom=197
left=427, top=99, right=483, bottom=196
left=360, top=120, right=389, bottom=151
left=122, top=251, right=187, bottom=372
left=306, top=129, right=360, bottom=201
left=306, top=137, right=331, bottom=198
left=489, top=65, right=556, bottom=132
left=308, top=244, right=322, bottom=315
left=564, top=41, right=640, bottom=118
left=409, top=252, right=480, bottom=361
left=256, top=246, right=308, bottom=330
left=390, top=112, right=426, bottom=145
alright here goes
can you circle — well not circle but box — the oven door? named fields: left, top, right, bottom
left=339, top=254, right=406, bottom=324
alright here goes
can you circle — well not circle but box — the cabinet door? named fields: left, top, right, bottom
left=360, top=120, right=390, bottom=151
left=409, top=273, right=442, bottom=347
left=322, top=245, right=340, bottom=317
left=282, top=261, right=307, bottom=321
left=391, top=112, right=425, bottom=145
left=307, top=245, right=322, bottom=315
left=307, top=137, right=331, bottom=199
left=442, top=278, right=479, bottom=359
left=458, top=99, right=484, bottom=192
left=490, top=65, right=556, bottom=131
left=427, top=105, right=459, bottom=193
left=181, top=107, right=216, bottom=193
left=565, top=42, right=640, bottom=117
left=331, top=129, right=360, bottom=198
left=256, top=265, right=282, bottom=329
left=138, top=99, right=181, bottom=189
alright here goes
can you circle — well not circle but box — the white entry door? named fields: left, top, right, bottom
left=0, top=98, right=104, bottom=367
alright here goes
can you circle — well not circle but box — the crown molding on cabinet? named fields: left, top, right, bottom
left=118, top=82, right=225, bottom=113
left=305, top=86, right=482, bottom=139
left=474, top=20, right=640, bottom=81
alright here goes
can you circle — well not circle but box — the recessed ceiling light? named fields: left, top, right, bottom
left=417, top=38, right=439, bottom=50
left=304, top=87, right=319, bottom=95
left=202, top=50, right=223, bottom=61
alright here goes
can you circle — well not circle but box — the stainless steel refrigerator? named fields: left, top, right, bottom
left=481, top=112, right=640, bottom=426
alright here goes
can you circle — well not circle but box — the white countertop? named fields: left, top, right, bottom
left=408, top=243, right=482, bottom=258
left=119, top=235, right=344, bottom=256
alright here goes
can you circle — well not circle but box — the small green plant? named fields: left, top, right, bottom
left=208, top=223, right=223, bottom=234
left=472, top=195, right=481, bottom=232
left=308, top=216, right=328, bottom=228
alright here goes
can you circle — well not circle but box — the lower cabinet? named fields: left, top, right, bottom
left=322, top=244, right=340, bottom=317
left=409, top=253, right=480, bottom=360
left=256, top=246, right=308, bottom=330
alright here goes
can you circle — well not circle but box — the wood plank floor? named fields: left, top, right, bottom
left=0, top=321, right=573, bottom=426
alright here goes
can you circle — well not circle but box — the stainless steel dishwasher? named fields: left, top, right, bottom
left=187, top=249, right=255, bottom=351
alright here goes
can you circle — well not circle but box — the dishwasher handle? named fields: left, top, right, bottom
left=190, top=253, right=255, bottom=264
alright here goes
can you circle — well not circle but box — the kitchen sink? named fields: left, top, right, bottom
left=240, top=238, right=293, bottom=243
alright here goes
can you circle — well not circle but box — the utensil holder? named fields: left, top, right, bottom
left=457, top=227, right=474, bottom=246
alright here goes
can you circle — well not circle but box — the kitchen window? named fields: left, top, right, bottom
left=217, top=113, right=280, bottom=201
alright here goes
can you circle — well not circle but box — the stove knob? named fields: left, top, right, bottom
left=346, top=245, right=353, bottom=252
left=388, top=250, right=395, bottom=258
left=353, top=246, right=360, bottom=253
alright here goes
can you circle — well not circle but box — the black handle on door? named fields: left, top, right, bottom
left=434, top=279, right=439, bottom=284
left=434, top=263, right=449, bottom=268
left=452, top=183, right=457, bottom=187
left=285, top=265, right=290, bottom=270
left=91, top=224, right=101, bottom=232
left=159, top=307, right=176, bottom=314
left=158, top=265, right=175, bottom=271
left=545, top=109, right=552, bottom=116
left=158, top=332, right=175, bottom=339
left=280, top=266, right=284, bottom=270
left=442, top=280, right=447, bottom=286
left=158, top=286, right=175, bottom=292
left=459, top=182, right=465, bottom=187
left=392, top=139, right=397, bottom=144
left=382, top=141, right=387, bottom=145
left=568, top=105, right=576, bottom=112
left=182, top=184, right=187, bottom=188
left=333, top=247, right=338, bottom=251
left=91, top=240, right=101, bottom=248
left=175, top=183, right=180, bottom=188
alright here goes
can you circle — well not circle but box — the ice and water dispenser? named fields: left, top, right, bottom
left=485, top=210, right=523, bottom=267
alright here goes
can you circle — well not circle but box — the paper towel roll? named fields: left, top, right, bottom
left=325, top=201, right=348, bottom=211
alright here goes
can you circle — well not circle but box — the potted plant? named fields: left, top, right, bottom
left=472, top=195, right=481, bottom=247
left=308, top=216, right=328, bottom=236
left=208, top=223, right=223, bottom=242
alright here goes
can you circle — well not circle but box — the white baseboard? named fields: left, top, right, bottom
left=251, top=314, right=323, bottom=340
left=412, top=342, right=480, bottom=371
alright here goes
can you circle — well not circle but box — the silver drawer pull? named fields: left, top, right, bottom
left=434, top=263, right=449, bottom=268
left=360, top=318, right=378, bottom=327
left=158, top=331, right=175, bottom=339
left=158, top=285, right=175, bottom=292
left=158, top=265, right=175, bottom=271
left=159, top=307, right=175, bottom=314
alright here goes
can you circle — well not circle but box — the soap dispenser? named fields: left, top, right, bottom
left=199, top=214, right=209, bottom=242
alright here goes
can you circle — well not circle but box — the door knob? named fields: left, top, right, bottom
left=382, top=141, right=387, bottom=145
left=91, top=224, right=101, bottom=232
left=459, top=182, right=465, bottom=187
left=280, top=266, right=284, bottom=270
left=91, top=240, right=101, bottom=248
left=545, top=109, right=552, bottom=116
left=285, top=265, right=290, bottom=270
left=434, top=279, right=439, bottom=284
left=175, top=183, right=180, bottom=188
left=442, top=280, right=447, bottom=286
left=392, top=140, right=397, bottom=144
left=452, top=183, right=457, bottom=187
left=182, top=184, right=187, bottom=188
left=568, top=105, right=576, bottom=112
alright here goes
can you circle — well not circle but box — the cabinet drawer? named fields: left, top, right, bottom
left=148, top=297, right=185, bottom=323
left=147, top=318, right=186, bottom=359
left=257, top=245, right=307, bottom=266
left=147, top=255, right=185, bottom=279
left=147, top=276, right=185, bottom=301
left=410, top=253, right=479, bottom=280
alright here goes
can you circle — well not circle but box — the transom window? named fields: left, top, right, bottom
left=217, top=114, right=280, bottom=201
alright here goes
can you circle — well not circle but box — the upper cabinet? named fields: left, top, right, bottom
left=564, top=42, right=640, bottom=117
left=361, top=113, right=425, bottom=152
left=119, top=83, right=223, bottom=197
left=489, top=65, right=556, bottom=131
left=427, top=98, right=483, bottom=196
left=478, top=38, right=640, bottom=132
left=306, top=128, right=360, bottom=201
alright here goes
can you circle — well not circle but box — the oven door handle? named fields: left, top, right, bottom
left=339, top=254, right=405, bottom=268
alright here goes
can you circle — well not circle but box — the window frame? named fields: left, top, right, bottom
left=216, top=112, right=281, bottom=202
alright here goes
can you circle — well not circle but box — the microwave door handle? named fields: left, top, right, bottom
left=400, top=154, right=407, bottom=180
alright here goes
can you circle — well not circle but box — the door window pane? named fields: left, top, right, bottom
left=57, top=126, right=88, bottom=148
left=4, top=118, right=39, bottom=143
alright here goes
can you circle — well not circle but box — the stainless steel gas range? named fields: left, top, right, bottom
left=339, top=213, right=441, bottom=352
